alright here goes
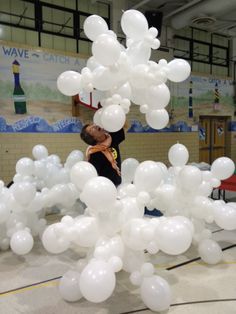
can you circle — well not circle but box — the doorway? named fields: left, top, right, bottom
left=199, top=116, right=229, bottom=164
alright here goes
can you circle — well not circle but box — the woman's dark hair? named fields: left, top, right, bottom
left=80, top=124, right=97, bottom=145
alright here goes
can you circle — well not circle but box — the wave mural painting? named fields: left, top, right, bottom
left=0, top=43, right=235, bottom=133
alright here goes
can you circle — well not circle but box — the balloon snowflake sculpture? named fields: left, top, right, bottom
left=41, top=146, right=236, bottom=312
left=47, top=9, right=236, bottom=312
left=0, top=145, right=84, bottom=255
left=57, top=10, right=191, bottom=132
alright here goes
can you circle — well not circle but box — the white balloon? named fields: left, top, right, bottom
left=140, top=275, right=172, bottom=312
left=81, top=177, right=117, bottom=211
left=93, top=66, right=116, bottom=91
left=42, top=224, right=70, bottom=254
left=213, top=203, right=236, bottom=230
left=127, top=41, right=151, bottom=65
left=168, top=143, right=189, bottom=167
left=131, top=86, right=147, bottom=105
left=100, top=105, right=126, bottom=132
left=167, top=59, right=191, bottom=82
left=12, top=182, right=36, bottom=206
left=70, top=161, right=97, bottom=191
left=121, top=10, right=148, bottom=41
left=0, top=203, right=10, bottom=223
left=93, top=108, right=104, bottom=127
left=134, top=161, right=163, bottom=192
left=10, top=230, right=34, bottom=255
left=84, top=15, right=108, bottom=41
left=198, top=239, right=223, bottom=264
left=79, top=260, right=116, bottom=303
left=110, top=82, right=132, bottom=99
left=73, top=217, right=100, bottom=247
left=178, top=165, right=202, bottom=191
left=16, top=158, right=34, bottom=176
left=65, top=150, right=84, bottom=169
left=121, top=158, right=139, bottom=183
left=121, top=218, right=153, bottom=250
left=145, top=84, right=170, bottom=109
left=32, top=145, right=48, bottom=160
left=145, top=109, right=169, bottom=130
left=59, top=270, right=82, bottom=302
left=211, top=157, right=235, bottom=180
left=57, top=71, right=81, bottom=96
left=92, top=34, right=121, bottom=66
left=156, top=217, right=193, bottom=255
left=120, top=197, right=144, bottom=225
left=86, top=56, right=101, bottom=71
left=129, top=64, right=150, bottom=89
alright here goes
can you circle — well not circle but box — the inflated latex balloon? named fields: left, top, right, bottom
left=59, top=270, right=82, bottom=302
left=121, top=10, right=148, bottom=41
left=140, top=275, right=172, bottom=312
left=134, top=161, right=163, bottom=192
left=80, top=177, right=117, bottom=211
left=16, top=158, right=34, bottom=176
left=100, top=104, right=126, bottom=132
left=156, top=217, right=193, bottom=255
left=146, top=83, right=170, bottom=109
left=110, top=82, right=132, bottom=99
left=84, top=15, right=108, bottom=41
left=145, top=109, right=169, bottom=130
left=121, top=158, right=139, bottom=183
left=127, top=41, right=151, bottom=66
left=131, top=86, right=147, bottom=105
left=79, top=260, right=116, bottom=303
left=92, top=66, right=116, bottom=91
left=93, top=108, right=104, bottom=127
left=57, top=71, right=82, bottom=96
left=92, top=34, right=121, bottom=66
left=73, top=216, right=100, bottom=247
left=121, top=218, right=153, bottom=250
left=211, top=157, right=235, bottom=180
left=167, top=59, right=191, bottom=82
left=70, top=161, right=97, bottom=191
left=198, top=239, right=223, bottom=264
left=129, top=64, right=150, bottom=89
left=178, top=165, right=202, bottom=191
left=12, top=182, right=36, bottom=206
left=86, top=56, right=101, bottom=71
left=10, top=230, right=34, bottom=255
left=168, top=143, right=189, bottom=167
left=42, top=224, right=70, bottom=254
left=32, top=145, right=48, bottom=160
left=213, top=203, right=236, bottom=230
left=64, top=150, right=84, bottom=169
left=0, top=203, right=10, bottom=223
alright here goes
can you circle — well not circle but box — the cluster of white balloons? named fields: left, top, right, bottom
left=0, top=144, right=85, bottom=255
left=57, top=9, right=191, bottom=131
left=40, top=143, right=235, bottom=312
left=1, top=141, right=235, bottom=311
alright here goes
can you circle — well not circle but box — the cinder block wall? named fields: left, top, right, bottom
left=0, top=132, right=199, bottom=184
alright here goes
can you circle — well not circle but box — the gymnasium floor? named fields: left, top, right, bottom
left=0, top=192, right=236, bottom=314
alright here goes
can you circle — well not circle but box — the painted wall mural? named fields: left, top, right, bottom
left=0, top=43, right=86, bottom=132
left=0, top=42, right=235, bottom=133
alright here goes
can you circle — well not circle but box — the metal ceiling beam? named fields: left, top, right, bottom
left=129, top=0, right=152, bottom=10
left=163, top=0, right=203, bottom=20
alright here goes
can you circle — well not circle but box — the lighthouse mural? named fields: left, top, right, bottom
left=213, top=82, right=220, bottom=111
left=12, top=60, right=27, bottom=114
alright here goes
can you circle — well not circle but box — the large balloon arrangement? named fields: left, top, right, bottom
left=0, top=9, right=235, bottom=313
left=57, top=10, right=191, bottom=132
